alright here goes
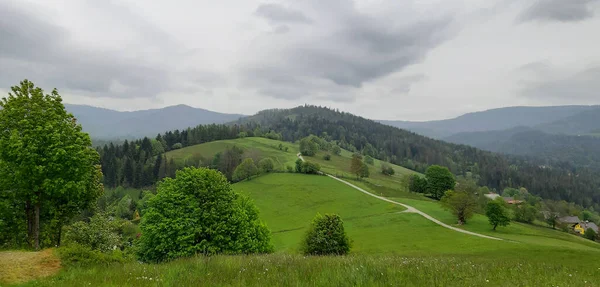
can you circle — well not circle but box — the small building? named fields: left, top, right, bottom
left=502, top=197, right=523, bottom=205
left=557, top=216, right=580, bottom=225
left=557, top=216, right=599, bottom=235
left=484, top=193, right=500, bottom=200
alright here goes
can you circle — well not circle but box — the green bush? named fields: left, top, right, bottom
left=301, top=161, right=321, bottom=174
left=364, top=155, right=374, bottom=165
left=171, top=142, right=183, bottom=150
left=258, top=158, right=275, bottom=173
left=63, top=213, right=122, bottom=252
left=302, top=214, right=351, bottom=255
left=58, top=244, right=129, bottom=267
left=233, top=158, right=258, bottom=182
left=286, top=165, right=294, bottom=173
left=137, top=167, right=272, bottom=262
left=381, top=164, right=395, bottom=176
left=584, top=228, right=597, bottom=241
left=323, top=154, right=331, bottom=161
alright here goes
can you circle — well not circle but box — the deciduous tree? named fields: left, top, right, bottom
left=486, top=199, right=511, bottom=230
left=425, top=165, right=455, bottom=200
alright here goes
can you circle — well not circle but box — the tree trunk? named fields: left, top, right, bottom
left=26, top=201, right=33, bottom=247
left=34, top=203, right=40, bottom=250
left=493, top=224, right=497, bottom=231
left=56, top=224, right=62, bottom=247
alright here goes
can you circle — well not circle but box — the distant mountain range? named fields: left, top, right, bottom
left=65, top=104, right=245, bottom=140
left=379, top=105, right=599, bottom=138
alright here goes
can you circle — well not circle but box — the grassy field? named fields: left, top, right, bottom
left=166, top=137, right=298, bottom=170
left=0, top=249, right=60, bottom=285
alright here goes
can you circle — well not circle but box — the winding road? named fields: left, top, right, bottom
left=297, top=153, right=503, bottom=241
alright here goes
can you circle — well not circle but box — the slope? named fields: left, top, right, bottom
left=65, top=104, right=245, bottom=140
left=536, top=107, right=600, bottom=135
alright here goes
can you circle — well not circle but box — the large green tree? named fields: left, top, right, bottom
left=0, top=80, right=103, bottom=249
left=486, top=199, right=511, bottom=230
left=137, top=167, right=272, bottom=262
left=441, top=190, right=478, bottom=225
left=233, top=158, right=258, bottom=182
left=425, top=165, right=455, bottom=200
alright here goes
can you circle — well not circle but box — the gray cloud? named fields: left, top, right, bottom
left=518, top=0, right=600, bottom=22
left=244, top=0, right=453, bottom=102
left=254, top=3, right=312, bottom=24
left=519, top=65, right=600, bottom=101
left=0, top=1, right=173, bottom=99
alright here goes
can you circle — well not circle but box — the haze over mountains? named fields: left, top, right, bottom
left=65, top=104, right=244, bottom=140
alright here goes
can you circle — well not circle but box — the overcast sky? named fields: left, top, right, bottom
left=1, top=0, right=599, bottom=120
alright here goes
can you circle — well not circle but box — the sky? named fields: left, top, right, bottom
left=1, top=0, right=600, bottom=121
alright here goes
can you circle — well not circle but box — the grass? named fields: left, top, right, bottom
left=166, top=137, right=298, bottom=171
left=0, top=249, right=61, bottom=285
left=18, top=254, right=600, bottom=287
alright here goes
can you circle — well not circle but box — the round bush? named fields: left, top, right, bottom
left=137, top=167, right=272, bottom=262
left=302, top=213, right=351, bottom=255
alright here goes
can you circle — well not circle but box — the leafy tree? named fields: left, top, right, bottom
left=137, top=167, right=272, bottom=262
left=295, top=158, right=304, bottom=172
left=331, top=145, right=341, bottom=156
left=0, top=80, right=103, bottom=249
left=425, top=165, right=455, bottom=200
left=381, top=164, right=395, bottom=176
left=300, top=161, right=321, bottom=175
left=584, top=228, right=597, bottom=241
left=302, top=213, right=351, bottom=255
left=545, top=212, right=559, bottom=229
left=441, top=190, right=478, bottom=225
left=323, top=154, right=331, bottom=161
left=513, top=204, right=538, bottom=224
left=233, top=158, right=258, bottom=181
left=364, top=155, right=374, bottom=165
left=63, top=213, right=121, bottom=252
left=258, top=158, right=275, bottom=173
left=219, top=146, right=244, bottom=180
left=238, top=132, right=248, bottom=138
left=350, top=153, right=368, bottom=179
left=581, top=211, right=593, bottom=222
left=171, top=143, right=183, bottom=150
left=486, top=199, right=511, bottom=230
left=358, top=162, right=370, bottom=178
left=116, top=195, right=134, bottom=220
left=409, top=175, right=428, bottom=194
left=299, top=137, right=318, bottom=156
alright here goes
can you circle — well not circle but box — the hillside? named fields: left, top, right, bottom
left=536, top=107, right=600, bottom=135
left=65, top=104, right=245, bottom=140
left=236, top=105, right=600, bottom=208
left=379, top=105, right=597, bottom=138
left=445, top=128, right=600, bottom=170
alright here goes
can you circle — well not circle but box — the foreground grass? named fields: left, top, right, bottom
left=0, top=249, right=60, bottom=285
left=20, top=254, right=600, bottom=287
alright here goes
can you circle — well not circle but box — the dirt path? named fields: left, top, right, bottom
left=297, top=153, right=503, bottom=241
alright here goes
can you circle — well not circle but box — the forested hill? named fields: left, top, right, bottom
left=237, top=105, right=600, bottom=208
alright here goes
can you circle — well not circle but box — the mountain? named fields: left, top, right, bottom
left=536, top=107, right=600, bottom=135
left=65, top=104, right=245, bottom=140
left=445, top=127, right=600, bottom=171
left=237, top=105, right=600, bottom=208
left=379, top=105, right=598, bottom=138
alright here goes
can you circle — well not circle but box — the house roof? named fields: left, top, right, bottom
left=557, top=216, right=581, bottom=224
left=582, top=222, right=599, bottom=233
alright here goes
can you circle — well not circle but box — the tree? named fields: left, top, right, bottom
left=545, top=212, right=559, bottom=229
left=513, top=204, right=538, bottom=224
left=171, top=143, right=183, bottom=150
left=323, top=154, right=331, bottom=161
left=258, top=158, right=275, bottom=173
left=486, top=200, right=511, bottom=230
left=409, top=175, right=428, bottom=193
left=364, top=155, right=374, bottom=165
left=381, top=164, right=395, bottom=176
left=233, top=158, right=258, bottom=181
left=238, top=132, right=248, bottom=138
left=295, top=158, right=304, bottom=173
left=299, top=137, right=318, bottom=156
left=441, top=190, right=478, bottom=225
left=300, top=161, right=321, bottom=174
left=137, top=167, right=272, bottom=262
left=0, top=80, right=103, bottom=249
left=584, top=228, right=597, bottom=241
left=302, top=213, right=351, bottom=255
left=63, top=213, right=121, bottom=252
left=220, top=146, right=244, bottom=180
left=331, top=145, right=341, bottom=156
left=425, top=165, right=455, bottom=200
left=350, top=153, right=368, bottom=179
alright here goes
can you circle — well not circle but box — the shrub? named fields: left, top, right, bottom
left=286, top=165, right=294, bottom=173
left=58, top=244, right=129, bottom=267
left=137, top=167, right=272, bottom=262
left=302, top=214, right=351, bottom=255
left=299, top=137, right=318, bottom=156
left=63, top=213, right=122, bottom=252
left=331, top=145, right=341, bottom=155
left=409, top=175, right=427, bottom=193
left=323, top=154, right=331, bottom=161
left=233, top=158, right=258, bottom=182
left=295, top=158, right=303, bottom=173
left=381, top=164, right=395, bottom=176
left=364, top=155, right=374, bottom=165
left=258, top=158, right=275, bottom=173
left=171, top=143, right=183, bottom=150
left=584, top=228, right=597, bottom=241
left=301, top=161, right=321, bottom=174
left=238, top=132, right=247, bottom=138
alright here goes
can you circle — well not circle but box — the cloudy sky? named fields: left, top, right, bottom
left=1, top=0, right=599, bottom=120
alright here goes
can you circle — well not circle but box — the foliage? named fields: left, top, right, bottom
left=0, top=80, right=103, bottom=249
left=513, top=204, right=538, bottom=224
left=116, top=195, right=135, bottom=220
left=300, top=161, right=322, bottom=175
left=57, top=244, right=129, bottom=267
left=323, top=154, right=331, bottom=161
left=137, top=167, right=272, bottom=262
left=302, top=213, right=351, bottom=255
left=584, top=228, right=597, bottom=241
left=486, top=200, right=511, bottom=230
left=238, top=132, right=247, bottom=138
left=172, top=143, right=183, bottom=150
left=441, top=191, right=478, bottom=225
left=295, top=158, right=304, bottom=173
left=425, top=165, right=455, bottom=200
left=286, top=165, right=294, bottom=172
left=381, top=164, right=395, bottom=176
left=350, top=154, right=369, bottom=179
left=63, top=213, right=122, bottom=252
left=263, top=131, right=283, bottom=141
left=331, top=145, right=341, bottom=155
left=364, top=155, right=374, bottom=165
left=258, top=158, right=275, bottom=173
left=409, top=175, right=428, bottom=193
left=233, top=158, right=259, bottom=182
left=299, top=137, right=319, bottom=156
